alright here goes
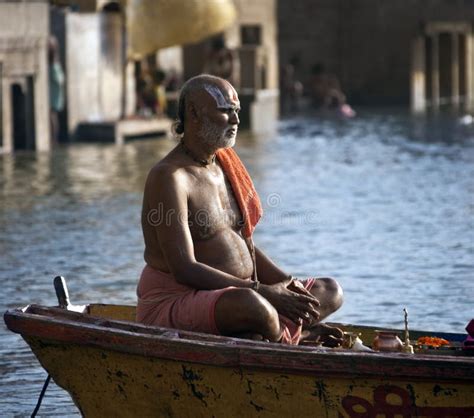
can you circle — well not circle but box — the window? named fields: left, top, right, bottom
left=241, top=25, right=261, bottom=46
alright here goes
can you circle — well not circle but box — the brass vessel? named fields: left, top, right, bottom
left=373, top=330, right=403, bottom=352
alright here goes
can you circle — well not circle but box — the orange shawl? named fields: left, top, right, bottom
left=216, top=148, right=262, bottom=238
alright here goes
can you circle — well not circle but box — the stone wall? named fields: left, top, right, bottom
left=278, top=0, right=474, bottom=104
left=65, top=11, right=132, bottom=137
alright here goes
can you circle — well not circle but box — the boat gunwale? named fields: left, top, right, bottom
left=4, top=305, right=474, bottom=382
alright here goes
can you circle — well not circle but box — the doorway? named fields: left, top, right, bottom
left=11, top=76, right=35, bottom=150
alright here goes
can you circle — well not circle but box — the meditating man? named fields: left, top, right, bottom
left=136, top=74, right=344, bottom=345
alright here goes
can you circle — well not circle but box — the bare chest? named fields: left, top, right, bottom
left=187, top=166, right=243, bottom=240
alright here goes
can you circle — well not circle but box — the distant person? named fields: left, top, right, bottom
left=162, top=68, right=182, bottom=119
left=309, top=63, right=355, bottom=118
left=204, top=36, right=236, bottom=84
left=165, top=68, right=180, bottom=93
left=154, top=69, right=168, bottom=116
left=280, top=62, right=303, bottom=114
left=136, top=71, right=157, bottom=117
left=48, top=36, right=65, bottom=143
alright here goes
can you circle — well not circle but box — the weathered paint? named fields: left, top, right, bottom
left=88, top=304, right=136, bottom=322
left=25, top=338, right=474, bottom=417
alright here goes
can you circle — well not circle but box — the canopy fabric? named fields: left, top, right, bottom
left=126, top=0, right=237, bottom=59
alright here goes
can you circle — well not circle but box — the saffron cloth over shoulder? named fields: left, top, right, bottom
left=216, top=148, right=263, bottom=238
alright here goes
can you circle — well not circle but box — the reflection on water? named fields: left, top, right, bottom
left=1, top=108, right=473, bottom=415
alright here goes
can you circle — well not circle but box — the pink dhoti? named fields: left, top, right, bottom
left=136, top=265, right=316, bottom=345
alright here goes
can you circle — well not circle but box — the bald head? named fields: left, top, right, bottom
left=174, top=74, right=239, bottom=135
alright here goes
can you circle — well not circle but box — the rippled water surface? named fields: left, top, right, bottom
left=1, top=109, right=473, bottom=415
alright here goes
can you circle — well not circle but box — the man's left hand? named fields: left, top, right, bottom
left=300, top=323, right=344, bottom=347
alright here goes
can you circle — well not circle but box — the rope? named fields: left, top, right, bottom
left=31, top=374, right=51, bottom=417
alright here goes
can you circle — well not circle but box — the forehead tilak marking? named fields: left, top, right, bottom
left=223, top=79, right=239, bottom=103
left=204, top=84, right=239, bottom=109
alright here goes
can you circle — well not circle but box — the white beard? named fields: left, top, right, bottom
left=199, top=117, right=236, bottom=149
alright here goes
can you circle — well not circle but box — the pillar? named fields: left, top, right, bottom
left=466, top=33, right=474, bottom=112
left=125, top=60, right=136, bottom=116
left=431, top=34, right=440, bottom=109
left=451, top=33, right=460, bottom=106
left=411, top=36, right=426, bottom=113
left=2, top=78, right=13, bottom=152
left=35, top=38, right=52, bottom=151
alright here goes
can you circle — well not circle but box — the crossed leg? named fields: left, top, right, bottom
left=306, top=277, right=344, bottom=321
left=214, top=278, right=344, bottom=344
left=300, top=277, right=344, bottom=346
left=214, top=288, right=282, bottom=342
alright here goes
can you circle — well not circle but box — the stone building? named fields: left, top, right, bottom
left=0, top=0, right=50, bottom=152
left=180, top=0, right=279, bottom=133
left=51, top=0, right=136, bottom=142
left=278, top=0, right=474, bottom=111
left=229, top=0, right=279, bottom=132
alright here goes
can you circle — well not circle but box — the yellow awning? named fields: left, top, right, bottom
left=126, top=0, right=237, bottom=59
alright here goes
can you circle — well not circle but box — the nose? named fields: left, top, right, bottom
left=230, top=110, right=240, bottom=125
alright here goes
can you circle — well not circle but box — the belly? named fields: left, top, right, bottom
left=193, top=229, right=254, bottom=279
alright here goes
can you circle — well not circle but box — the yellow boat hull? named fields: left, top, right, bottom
left=5, top=304, right=474, bottom=417
left=26, top=337, right=474, bottom=417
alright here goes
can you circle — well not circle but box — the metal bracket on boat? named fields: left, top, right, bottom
left=30, top=276, right=86, bottom=417
left=53, top=276, right=86, bottom=313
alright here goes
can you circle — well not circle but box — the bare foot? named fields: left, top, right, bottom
left=300, top=323, right=344, bottom=347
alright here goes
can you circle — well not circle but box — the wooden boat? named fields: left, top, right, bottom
left=4, top=280, right=474, bottom=417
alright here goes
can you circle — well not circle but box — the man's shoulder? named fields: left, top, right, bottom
left=146, top=157, right=196, bottom=194
left=148, top=159, right=186, bottom=182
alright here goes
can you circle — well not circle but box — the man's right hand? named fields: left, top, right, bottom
left=258, top=278, right=320, bottom=324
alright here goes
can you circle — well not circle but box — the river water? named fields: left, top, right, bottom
left=1, top=109, right=473, bottom=415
